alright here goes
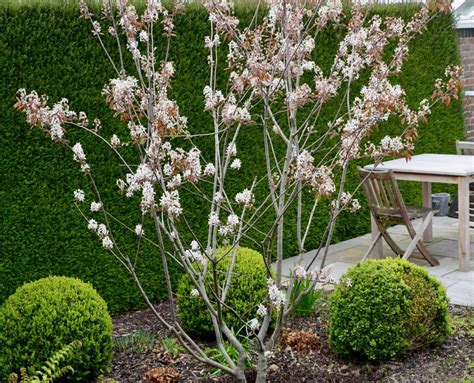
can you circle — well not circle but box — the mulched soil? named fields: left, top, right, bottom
left=108, top=299, right=474, bottom=382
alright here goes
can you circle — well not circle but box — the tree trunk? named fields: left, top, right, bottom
left=255, top=353, right=267, bottom=383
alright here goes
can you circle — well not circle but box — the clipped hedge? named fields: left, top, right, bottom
left=328, top=259, right=451, bottom=360
left=0, top=2, right=465, bottom=313
left=0, top=276, right=113, bottom=381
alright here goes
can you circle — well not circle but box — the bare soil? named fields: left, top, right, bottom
left=108, top=299, right=474, bottom=382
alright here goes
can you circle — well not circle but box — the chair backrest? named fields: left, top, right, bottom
left=456, top=140, right=474, bottom=155
left=358, top=167, right=407, bottom=218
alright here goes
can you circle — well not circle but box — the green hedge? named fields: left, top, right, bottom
left=0, top=2, right=465, bottom=313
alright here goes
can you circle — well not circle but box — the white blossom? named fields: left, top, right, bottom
left=293, top=265, right=307, bottom=279
left=140, top=181, right=156, bottom=213
left=97, top=223, right=108, bottom=238
left=214, top=192, right=224, bottom=203
left=267, top=278, right=286, bottom=308
left=257, top=304, right=267, bottom=317
left=191, top=289, right=199, bottom=297
left=203, top=163, right=216, bottom=176
left=139, top=30, right=149, bottom=42
left=248, top=318, right=260, bottom=331
left=230, top=158, right=241, bottom=170
left=235, top=189, right=254, bottom=208
left=227, top=213, right=239, bottom=228
left=226, top=142, right=237, bottom=157
left=102, top=236, right=114, bottom=250
left=208, top=212, right=220, bottom=226
left=73, top=189, right=85, bottom=202
left=87, top=219, right=98, bottom=231
left=90, top=201, right=102, bottom=212
left=160, top=190, right=182, bottom=217
left=72, top=143, right=86, bottom=162
left=135, top=224, right=144, bottom=236
left=110, top=134, right=121, bottom=148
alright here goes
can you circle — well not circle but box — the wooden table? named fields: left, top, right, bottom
left=365, top=154, right=474, bottom=272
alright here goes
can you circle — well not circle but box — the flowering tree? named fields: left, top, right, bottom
left=14, top=0, right=461, bottom=381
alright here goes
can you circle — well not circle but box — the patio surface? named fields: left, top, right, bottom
left=279, top=216, right=474, bottom=306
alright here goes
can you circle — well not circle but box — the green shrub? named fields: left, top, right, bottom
left=176, top=247, right=269, bottom=336
left=0, top=276, right=113, bottom=381
left=328, top=258, right=451, bottom=360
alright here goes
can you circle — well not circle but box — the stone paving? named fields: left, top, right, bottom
left=278, top=216, right=474, bottom=306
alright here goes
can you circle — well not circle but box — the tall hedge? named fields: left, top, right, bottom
left=0, top=2, right=465, bottom=313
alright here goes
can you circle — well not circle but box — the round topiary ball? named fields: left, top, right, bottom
left=177, top=246, right=269, bottom=337
left=0, top=276, right=113, bottom=381
left=329, top=258, right=451, bottom=360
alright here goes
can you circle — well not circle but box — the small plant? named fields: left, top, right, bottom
left=0, top=276, right=112, bottom=381
left=113, top=330, right=157, bottom=353
left=329, top=259, right=451, bottom=360
left=8, top=341, right=82, bottom=383
left=161, top=336, right=184, bottom=360
left=289, top=275, right=322, bottom=317
left=204, top=342, right=252, bottom=377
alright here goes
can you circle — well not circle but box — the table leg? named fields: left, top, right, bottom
left=371, top=214, right=383, bottom=258
left=458, top=177, right=470, bottom=272
left=422, top=182, right=433, bottom=242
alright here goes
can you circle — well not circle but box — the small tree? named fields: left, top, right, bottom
left=14, top=0, right=461, bottom=381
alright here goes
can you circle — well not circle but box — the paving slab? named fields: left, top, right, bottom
left=446, top=281, right=474, bottom=306
left=274, top=216, right=473, bottom=306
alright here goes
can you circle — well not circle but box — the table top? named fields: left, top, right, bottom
left=364, top=154, right=474, bottom=177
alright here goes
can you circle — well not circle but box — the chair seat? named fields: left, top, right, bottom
left=405, top=206, right=438, bottom=219
left=376, top=206, right=437, bottom=221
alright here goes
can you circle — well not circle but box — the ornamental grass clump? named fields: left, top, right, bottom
left=0, top=276, right=113, bottom=381
left=328, top=258, right=451, bottom=360
left=177, top=246, right=268, bottom=337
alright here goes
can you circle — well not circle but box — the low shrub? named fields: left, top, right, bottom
left=328, top=258, right=451, bottom=360
left=176, top=246, right=269, bottom=336
left=0, top=276, right=113, bottom=381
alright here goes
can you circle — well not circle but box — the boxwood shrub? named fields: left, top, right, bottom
left=0, top=276, right=113, bottom=381
left=177, top=246, right=269, bottom=336
left=328, top=258, right=451, bottom=360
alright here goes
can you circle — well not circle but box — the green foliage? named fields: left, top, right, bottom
left=289, top=277, right=322, bottom=317
left=328, top=258, right=451, bottom=360
left=0, top=277, right=113, bottom=381
left=204, top=342, right=252, bottom=377
left=112, top=330, right=157, bottom=353
left=0, top=2, right=465, bottom=314
left=8, top=341, right=82, bottom=383
left=176, top=247, right=269, bottom=337
left=161, top=336, right=185, bottom=360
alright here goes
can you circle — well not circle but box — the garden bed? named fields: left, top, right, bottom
left=108, top=298, right=474, bottom=382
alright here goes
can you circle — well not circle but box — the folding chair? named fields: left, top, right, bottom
left=358, top=167, right=440, bottom=266
left=448, top=141, right=474, bottom=227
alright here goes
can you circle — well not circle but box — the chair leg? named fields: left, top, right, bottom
left=361, top=232, right=382, bottom=262
left=374, top=220, right=404, bottom=257
left=402, top=212, right=439, bottom=266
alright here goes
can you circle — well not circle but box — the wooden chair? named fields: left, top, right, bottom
left=358, top=167, right=440, bottom=266
left=456, top=140, right=474, bottom=155
left=448, top=141, right=474, bottom=226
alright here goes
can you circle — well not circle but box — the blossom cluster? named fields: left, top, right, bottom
left=295, top=150, right=335, bottom=198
